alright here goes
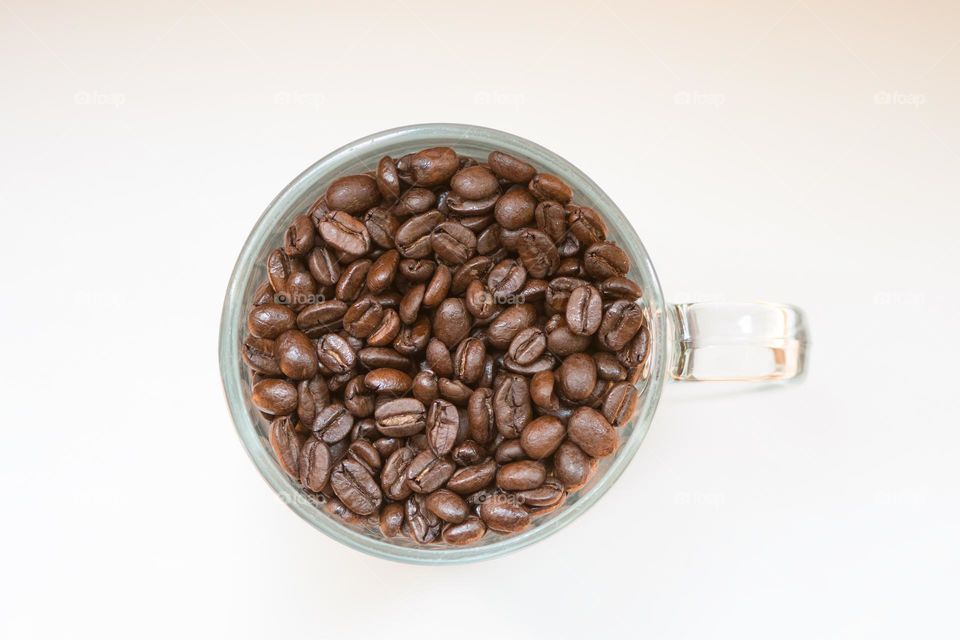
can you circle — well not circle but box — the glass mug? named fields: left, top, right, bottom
left=219, top=123, right=807, bottom=564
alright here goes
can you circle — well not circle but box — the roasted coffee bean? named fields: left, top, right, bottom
left=508, top=327, right=547, bottom=366
left=433, top=298, right=471, bottom=347
left=317, top=333, right=356, bottom=374
left=437, top=378, right=472, bottom=406
left=497, top=460, right=546, bottom=491
left=422, top=264, right=452, bottom=308
left=529, top=173, right=572, bottom=203
left=266, top=249, right=297, bottom=294
left=330, top=458, right=382, bottom=515
left=431, top=221, right=477, bottom=265
left=555, top=257, right=583, bottom=277
left=598, top=300, right=644, bottom=352
left=602, top=381, right=639, bottom=426
left=375, top=398, right=426, bottom=437
left=545, top=277, right=588, bottom=314
left=599, top=275, right=643, bottom=300
left=451, top=256, right=494, bottom=294
left=306, top=246, right=340, bottom=287
left=520, top=416, right=566, bottom=459
left=494, top=188, right=537, bottom=230
left=298, top=375, right=330, bottom=426
left=392, top=187, right=436, bottom=216
left=516, top=228, right=559, bottom=278
left=451, top=440, right=485, bottom=466
left=493, top=375, right=533, bottom=438
left=464, top=280, right=498, bottom=320
left=323, top=497, right=364, bottom=525
left=269, top=416, right=301, bottom=479
left=406, top=449, right=456, bottom=494
left=367, top=249, right=399, bottom=293
left=487, top=303, right=537, bottom=349
left=396, top=210, right=444, bottom=258
left=376, top=156, right=401, bottom=203
left=364, top=207, right=400, bottom=249
left=487, top=259, right=527, bottom=299
left=425, top=338, right=454, bottom=377
left=442, top=516, right=487, bottom=545
left=545, top=314, right=593, bottom=356
left=554, top=441, right=595, bottom=490
left=351, top=418, right=379, bottom=442
left=488, top=150, right=536, bottom=183
left=381, top=446, right=417, bottom=500
left=567, top=407, right=618, bottom=457
left=405, top=493, right=442, bottom=543
left=467, top=388, right=495, bottom=444
left=566, top=285, right=603, bottom=336
left=502, top=353, right=557, bottom=376
left=335, top=259, right=371, bottom=302
left=347, top=438, right=381, bottom=472
left=379, top=502, right=404, bottom=537
left=399, top=283, right=425, bottom=325
left=299, top=436, right=332, bottom=492
left=425, top=488, right=469, bottom=524
left=517, top=479, right=566, bottom=515
left=275, top=329, right=319, bottom=380
left=326, top=174, right=381, bottom=214
left=558, top=353, right=597, bottom=403
left=252, top=280, right=275, bottom=306
left=358, top=347, right=411, bottom=371
left=618, top=324, right=650, bottom=368
left=479, top=494, right=531, bottom=533
left=398, top=258, right=435, bottom=282
left=366, top=309, right=401, bottom=346
left=297, top=300, right=347, bottom=337
left=248, top=303, right=296, bottom=339
left=451, top=165, right=499, bottom=200
left=534, top=200, right=567, bottom=242
left=242, top=335, right=281, bottom=376
left=426, top=399, right=459, bottom=456
left=253, top=379, right=298, bottom=415
left=393, top=315, right=431, bottom=355
left=397, top=147, right=459, bottom=187
left=313, top=403, right=354, bottom=443
left=446, top=192, right=499, bottom=216
left=529, top=370, right=560, bottom=412
left=364, top=367, right=412, bottom=396
left=453, top=337, right=486, bottom=385
left=319, top=210, right=371, bottom=256
left=281, top=270, right=317, bottom=311
left=446, top=458, right=497, bottom=495
left=583, top=241, right=630, bottom=279
left=566, top=205, right=607, bottom=246
left=283, top=214, right=316, bottom=257
left=595, top=352, right=628, bottom=381
left=476, top=224, right=502, bottom=255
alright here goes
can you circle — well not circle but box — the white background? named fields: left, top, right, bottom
left=2, top=2, right=959, bottom=638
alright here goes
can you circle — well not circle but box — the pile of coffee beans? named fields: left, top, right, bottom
left=244, top=146, right=649, bottom=546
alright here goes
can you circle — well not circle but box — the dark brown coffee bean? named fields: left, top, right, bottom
left=467, top=388, right=495, bottom=444
left=502, top=353, right=557, bottom=376
left=599, top=300, right=644, bottom=352
left=442, top=516, right=487, bottom=545
left=306, top=246, right=340, bottom=286
left=565, top=285, right=603, bottom=336
left=282, top=214, right=316, bottom=258
left=567, top=407, right=618, bottom=457
left=342, top=298, right=383, bottom=338
left=379, top=502, right=404, bottom=537
left=488, top=150, right=536, bottom=183
left=520, top=416, right=566, bottom=459
left=431, top=221, right=477, bottom=265
left=398, top=284, right=425, bottom=325
left=447, top=459, right=497, bottom=495
left=507, top=327, right=546, bottom=366
left=476, top=224, right=502, bottom=255
left=529, top=370, right=560, bottom=412
left=269, top=416, right=300, bottom=479
left=317, top=333, right=356, bottom=375
left=347, top=439, right=381, bottom=472
left=487, top=259, right=527, bottom=300
left=486, top=303, right=537, bottom=349
left=425, top=488, right=469, bottom=524
left=406, top=449, right=455, bottom=494
left=558, top=353, right=597, bottom=403
left=566, top=205, right=607, bottom=246
left=494, top=188, right=537, bottom=230
left=376, top=156, right=401, bottom=203
left=493, top=375, right=532, bottom=438
left=313, top=403, right=354, bottom=443
left=297, top=375, right=330, bottom=426
left=452, top=440, right=485, bottom=466
left=356, top=347, right=409, bottom=371
left=479, top=494, right=530, bottom=533
left=367, top=249, right=399, bottom=294
left=595, top=352, right=628, bottom=381
left=555, top=258, right=583, bottom=277
left=426, top=399, right=459, bottom=456
left=381, top=446, right=417, bottom=500
left=602, top=381, right=639, bottom=427
left=618, top=324, right=650, bottom=368
left=364, top=368, right=412, bottom=395
left=242, top=335, right=281, bottom=376
left=299, top=436, right=331, bottom=492
left=296, top=300, right=346, bottom=337
left=319, top=210, right=371, bottom=256
left=516, top=479, right=566, bottom=514
left=450, top=256, right=494, bottom=294
left=275, top=329, right=319, bottom=380
left=583, top=242, right=630, bottom=279
left=554, top=441, right=595, bottom=490
left=252, top=379, right=298, bottom=415
left=397, top=147, right=459, bottom=187
left=451, top=165, right=499, bottom=200
left=437, top=378, right=472, bottom=407
left=375, top=398, right=426, bottom=437
left=433, top=298, right=471, bottom=348
left=365, top=309, right=401, bottom=347
left=335, top=259, right=371, bottom=302
left=326, top=174, right=381, bottom=214
left=422, top=264, right=452, bottom=308
left=464, top=280, right=498, bottom=320
left=544, top=314, right=592, bottom=356
left=495, top=439, right=526, bottom=464
left=330, top=458, right=382, bottom=515
left=453, top=337, right=486, bottom=385
left=396, top=210, right=443, bottom=258
left=364, top=206, right=400, bottom=249
left=545, top=277, right=588, bottom=314
left=405, top=493, right=442, bottom=543
left=534, top=201, right=567, bottom=242
left=394, top=315, right=431, bottom=355
left=599, top=276, right=643, bottom=300
left=497, top=460, right=546, bottom=491
left=392, top=187, right=436, bottom=216
left=516, top=228, right=559, bottom=278
left=266, top=248, right=297, bottom=294
left=280, top=270, right=317, bottom=311
left=251, top=280, right=276, bottom=306
left=528, top=173, right=572, bottom=203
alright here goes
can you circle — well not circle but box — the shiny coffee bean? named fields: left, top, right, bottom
left=406, top=449, right=456, bottom=494
left=375, top=398, right=426, bottom=437
left=376, top=156, right=400, bottom=203
left=269, top=416, right=301, bottom=479
left=426, top=399, right=459, bottom=456
left=567, top=407, right=618, bottom=457
left=602, top=381, right=639, bottom=427
left=425, top=489, right=469, bottom=523
left=442, top=516, right=487, bottom=545
left=566, top=285, right=603, bottom=336
left=558, top=353, right=597, bottom=403
left=494, top=188, right=537, bottom=230
left=397, top=147, right=459, bottom=187
left=252, top=379, right=298, bottom=415
left=248, top=303, right=296, bottom=339
left=497, top=460, right=546, bottom=491
left=520, top=416, right=566, bottom=459
left=275, top=329, right=319, bottom=380
left=364, top=367, right=412, bottom=395
left=488, top=150, right=536, bottom=183
left=319, top=210, right=371, bottom=256
left=493, top=375, right=532, bottom=438
left=312, top=403, right=354, bottom=443
left=330, top=458, right=382, bottom=515
left=299, top=436, right=332, bottom=492
left=379, top=502, right=404, bottom=537
left=479, top=494, right=530, bottom=533
left=529, top=173, right=572, bottom=203
left=583, top=241, right=630, bottom=279
left=405, top=493, right=442, bottom=543
left=326, top=174, right=381, bottom=214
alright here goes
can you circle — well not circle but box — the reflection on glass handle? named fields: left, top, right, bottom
left=669, top=302, right=808, bottom=382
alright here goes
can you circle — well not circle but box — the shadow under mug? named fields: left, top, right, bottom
left=219, top=123, right=808, bottom=564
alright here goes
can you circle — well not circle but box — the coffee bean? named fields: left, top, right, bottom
left=494, top=188, right=537, bottom=230
left=252, top=379, right=298, bottom=415
left=283, top=215, right=316, bottom=257
left=367, top=249, right=399, bottom=293
left=545, top=314, right=592, bottom=356
left=488, top=150, right=536, bottom=183
left=376, top=156, right=400, bottom=203
left=446, top=458, right=497, bottom=495
left=248, top=303, right=296, bottom=339
left=312, top=403, right=354, bottom=443
left=405, top=493, right=442, bottom=543
left=529, top=370, right=560, bottom=412
left=566, top=285, right=603, bottom=336
left=406, top=449, right=456, bottom=494
left=554, top=441, right=595, bottom=490
left=381, top=446, right=417, bottom=500
left=364, top=367, right=412, bottom=395
left=529, top=173, right=572, bottom=203
left=558, top=353, right=597, bottom=403
left=319, top=210, right=371, bottom=256
left=516, top=228, right=559, bottom=278
left=520, top=416, right=566, bottom=459
left=393, top=187, right=436, bottom=216
left=602, top=381, right=639, bottom=426
left=441, top=516, right=487, bottom=545
left=508, top=327, right=546, bottom=366
left=451, top=440, right=485, bottom=466
left=275, top=329, right=319, bottom=380
left=515, top=479, right=565, bottom=510
left=297, top=375, right=330, bottom=426
left=375, top=398, right=426, bottom=437
left=451, top=165, right=500, bottom=200
left=326, top=175, right=381, bottom=214
left=397, top=147, right=459, bottom=187
left=242, top=335, right=281, bottom=376
left=464, top=280, right=498, bottom=320
left=453, top=337, right=486, bottom=385
left=583, top=241, right=630, bottom=279
left=299, top=436, right=331, bottom=492
left=431, top=221, right=477, bottom=265
left=566, top=205, right=607, bottom=246
left=297, top=300, right=347, bottom=337
left=379, top=502, right=404, bottom=537
left=479, top=494, right=530, bottom=533
left=487, top=303, right=536, bottom=349
left=595, top=352, right=627, bottom=381
left=335, top=259, right=371, bottom=302
left=497, top=460, right=546, bottom=491
left=487, top=258, right=527, bottom=299
left=599, top=275, right=643, bottom=300
left=317, top=333, right=357, bottom=375
left=567, top=407, right=618, bottom=457
left=426, top=399, right=459, bottom=456
left=365, top=308, right=401, bottom=347
left=330, top=458, right=382, bottom=515
left=425, top=488, right=469, bottom=523
left=493, top=374, right=532, bottom=438
left=433, top=298, right=470, bottom=347
left=269, top=416, right=301, bottom=479
left=535, top=201, right=567, bottom=242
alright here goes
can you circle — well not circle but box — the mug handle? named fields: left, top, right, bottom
left=669, top=302, right=807, bottom=382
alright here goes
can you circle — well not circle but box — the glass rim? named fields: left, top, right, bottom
left=219, top=123, right=668, bottom=564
